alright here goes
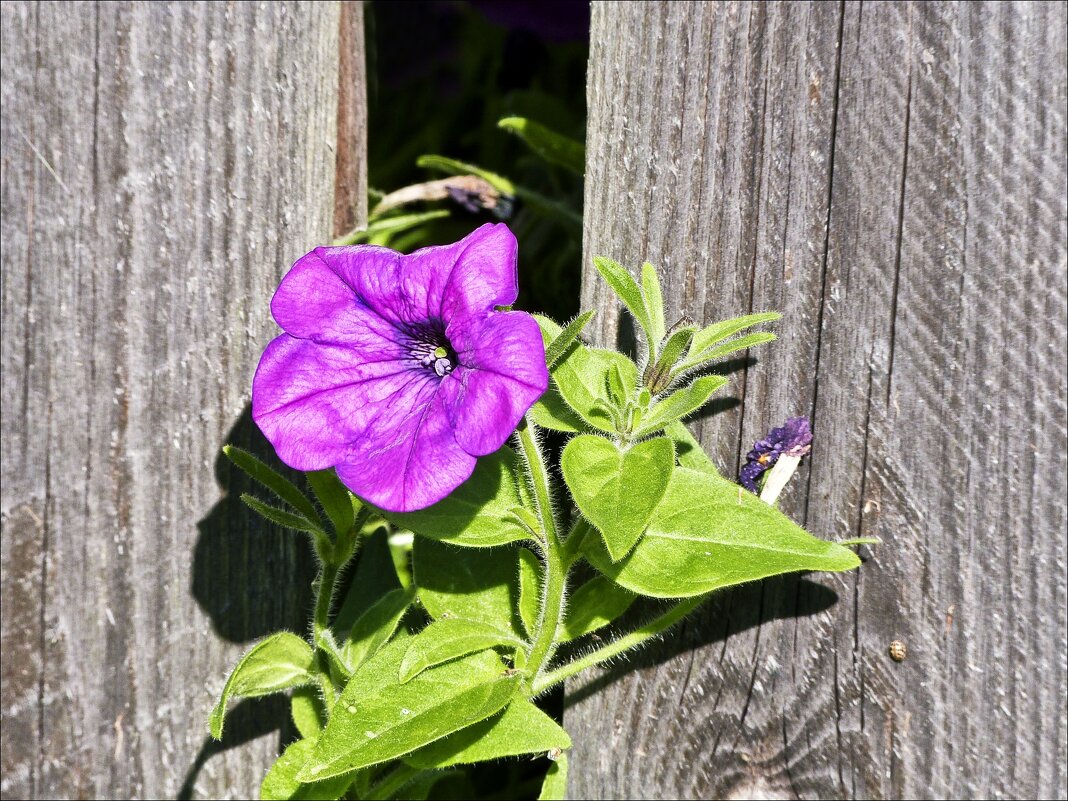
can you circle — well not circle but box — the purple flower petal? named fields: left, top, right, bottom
left=336, top=387, right=477, bottom=513
left=251, top=224, right=546, bottom=513
left=442, top=312, right=548, bottom=456
left=252, top=334, right=410, bottom=471
left=440, top=223, right=519, bottom=322
left=270, top=247, right=400, bottom=344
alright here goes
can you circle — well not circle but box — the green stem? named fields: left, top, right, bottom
left=516, top=420, right=568, bottom=683
left=531, top=595, right=705, bottom=694
left=313, top=560, right=340, bottom=643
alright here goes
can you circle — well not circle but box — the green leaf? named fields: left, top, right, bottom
left=636, top=375, right=729, bottom=436
left=677, top=331, right=778, bottom=374
left=560, top=576, right=636, bottom=641
left=224, top=446, right=323, bottom=527
left=640, top=262, right=666, bottom=347
left=643, top=325, right=697, bottom=393
left=414, top=539, right=524, bottom=639
left=291, top=687, right=327, bottom=741
left=561, top=435, right=675, bottom=561
left=317, top=630, right=353, bottom=682
left=306, top=470, right=356, bottom=537
left=297, top=643, right=520, bottom=781
left=210, top=633, right=316, bottom=739
left=333, top=528, right=403, bottom=635
left=343, top=586, right=416, bottom=671
left=529, top=316, right=587, bottom=432
left=383, top=448, right=530, bottom=547
left=517, top=547, right=541, bottom=640
left=261, top=738, right=354, bottom=800
left=334, top=209, right=451, bottom=246
left=665, top=422, right=722, bottom=476
left=241, top=495, right=326, bottom=538
left=400, top=619, right=522, bottom=683
left=592, top=257, right=652, bottom=349
left=539, top=753, right=568, bottom=800
left=585, top=468, right=862, bottom=598
left=702, top=331, right=778, bottom=360
left=498, top=116, right=585, bottom=174
left=416, top=154, right=516, bottom=195
left=405, top=698, right=571, bottom=769
left=688, top=311, right=782, bottom=356
left=530, top=315, right=639, bottom=433
left=543, top=310, right=595, bottom=369
left=606, top=361, right=629, bottom=406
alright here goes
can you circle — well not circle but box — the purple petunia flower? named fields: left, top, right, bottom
left=252, top=223, right=548, bottom=513
left=740, top=416, right=813, bottom=493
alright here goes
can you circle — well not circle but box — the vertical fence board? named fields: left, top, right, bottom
left=1, top=3, right=350, bottom=798
left=570, top=2, right=1067, bottom=799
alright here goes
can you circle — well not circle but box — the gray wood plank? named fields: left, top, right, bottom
left=569, top=2, right=1067, bottom=798
left=0, top=3, right=348, bottom=798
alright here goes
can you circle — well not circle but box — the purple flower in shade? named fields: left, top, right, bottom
left=740, top=416, right=813, bottom=493
left=252, top=223, right=548, bottom=513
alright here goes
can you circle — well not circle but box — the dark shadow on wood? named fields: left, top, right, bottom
left=186, top=407, right=316, bottom=797
left=176, top=696, right=294, bottom=800
left=192, top=406, right=318, bottom=643
left=561, top=575, right=839, bottom=709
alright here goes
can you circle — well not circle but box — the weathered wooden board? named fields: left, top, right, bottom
left=1, top=3, right=349, bottom=798
left=570, top=2, right=1067, bottom=799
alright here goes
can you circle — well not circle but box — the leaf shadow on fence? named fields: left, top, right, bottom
left=561, top=575, right=841, bottom=709
left=182, top=406, right=317, bottom=798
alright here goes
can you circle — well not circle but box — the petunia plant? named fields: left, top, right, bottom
left=210, top=224, right=867, bottom=800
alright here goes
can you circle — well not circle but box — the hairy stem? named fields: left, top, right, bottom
left=531, top=595, right=705, bottom=694
left=516, top=420, right=568, bottom=684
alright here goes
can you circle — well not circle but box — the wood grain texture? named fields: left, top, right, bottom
left=570, top=2, right=1067, bottom=798
left=0, top=3, right=350, bottom=798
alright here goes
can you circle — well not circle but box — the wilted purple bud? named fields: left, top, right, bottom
left=740, top=416, right=812, bottom=493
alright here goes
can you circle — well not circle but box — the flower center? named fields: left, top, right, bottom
left=407, top=325, right=458, bottom=378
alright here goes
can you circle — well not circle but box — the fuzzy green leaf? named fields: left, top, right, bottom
left=640, top=262, right=667, bottom=347
left=498, top=116, right=585, bottom=174
left=561, top=435, right=675, bottom=561
left=517, top=547, right=541, bottom=639
left=688, top=311, right=782, bottom=357
left=210, top=633, right=316, bottom=739
left=297, top=644, right=520, bottom=781
left=383, top=448, right=529, bottom=547
left=539, top=753, right=568, bottom=801
left=224, top=446, right=323, bottom=527
left=677, top=332, right=778, bottom=374
left=405, top=698, right=571, bottom=769
left=543, top=310, right=595, bottom=369
left=241, top=495, right=326, bottom=538
left=261, top=738, right=354, bottom=800
left=592, top=257, right=652, bottom=348
left=343, top=586, right=416, bottom=671
left=560, top=576, right=636, bottom=641
left=532, top=317, right=640, bottom=434
left=306, top=470, right=356, bottom=537
left=665, top=422, right=722, bottom=476
left=400, top=618, right=522, bottom=683
left=585, top=468, right=862, bottom=598
left=528, top=316, right=588, bottom=432
left=414, top=538, right=525, bottom=639
left=636, top=375, right=728, bottom=436
left=291, top=687, right=327, bottom=741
